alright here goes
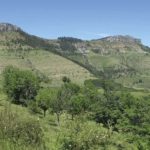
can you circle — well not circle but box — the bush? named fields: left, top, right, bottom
left=0, top=105, right=45, bottom=149
left=59, top=120, right=135, bottom=150
left=62, top=76, right=71, bottom=83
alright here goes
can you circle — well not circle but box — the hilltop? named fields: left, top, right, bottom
left=0, top=23, right=22, bottom=32
left=89, top=35, right=147, bottom=54
left=0, top=23, right=52, bottom=51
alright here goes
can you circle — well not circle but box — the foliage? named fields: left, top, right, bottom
left=28, top=100, right=41, bottom=114
left=0, top=105, right=45, bottom=149
left=58, top=37, right=82, bottom=52
left=36, top=88, right=57, bottom=117
left=59, top=41, right=77, bottom=52
left=89, top=87, right=121, bottom=126
left=85, top=79, right=129, bottom=91
left=1, top=65, right=150, bottom=149
left=62, top=76, right=71, bottom=83
left=60, top=82, right=80, bottom=109
left=83, top=80, right=99, bottom=110
left=59, top=120, right=135, bottom=150
left=58, top=37, right=83, bottom=43
left=90, top=89, right=150, bottom=147
left=67, top=94, right=86, bottom=119
left=3, top=66, right=40, bottom=105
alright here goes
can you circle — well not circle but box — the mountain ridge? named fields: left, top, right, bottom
left=0, top=23, right=148, bottom=50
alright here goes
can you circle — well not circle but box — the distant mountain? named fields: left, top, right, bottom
left=88, top=35, right=149, bottom=54
left=0, top=23, right=149, bottom=54
left=52, top=35, right=150, bottom=55
left=0, top=23, right=53, bottom=52
left=101, top=35, right=141, bottom=43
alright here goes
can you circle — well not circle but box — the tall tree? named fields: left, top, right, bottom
left=36, top=88, right=57, bottom=117
left=68, top=94, right=86, bottom=120
left=3, top=66, right=40, bottom=105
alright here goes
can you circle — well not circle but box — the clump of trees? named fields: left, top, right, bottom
left=2, top=66, right=150, bottom=149
left=67, top=93, right=86, bottom=120
left=58, top=37, right=83, bottom=43
left=3, top=66, right=40, bottom=105
left=58, top=37, right=82, bottom=53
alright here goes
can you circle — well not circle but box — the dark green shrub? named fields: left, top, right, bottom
left=3, top=66, right=40, bottom=105
left=62, top=76, right=71, bottom=83
left=36, top=88, right=57, bottom=117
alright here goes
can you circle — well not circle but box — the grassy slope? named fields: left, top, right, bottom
left=0, top=49, right=94, bottom=86
left=0, top=92, right=58, bottom=149
left=85, top=51, right=150, bottom=89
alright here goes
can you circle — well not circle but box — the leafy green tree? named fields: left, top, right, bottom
left=83, top=80, right=99, bottom=111
left=36, top=88, right=57, bottom=117
left=92, top=91, right=123, bottom=128
left=117, top=94, right=150, bottom=136
left=51, top=83, right=80, bottom=124
left=68, top=94, right=86, bottom=120
left=3, top=66, right=40, bottom=105
left=61, top=82, right=80, bottom=110
left=51, top=88, right=65, bottom=124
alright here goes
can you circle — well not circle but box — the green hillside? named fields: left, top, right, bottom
left=55, top=37, right=150, bottom=90
left=0, top=49, right=94, bottom=86
left=87, top=52, right=150, bottom=89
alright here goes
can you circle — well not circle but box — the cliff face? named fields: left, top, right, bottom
left=0, top=23, right=21, bottom=32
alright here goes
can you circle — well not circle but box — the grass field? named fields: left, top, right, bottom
left=0, top=49, right=95, bottom=86
left=86, top=52, right=150, bottom=89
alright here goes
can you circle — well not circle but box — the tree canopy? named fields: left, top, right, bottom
left=3, top=66, right=40, bottom=105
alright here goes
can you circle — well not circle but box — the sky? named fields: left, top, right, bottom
left=0, top=0, right=150, bottom=46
